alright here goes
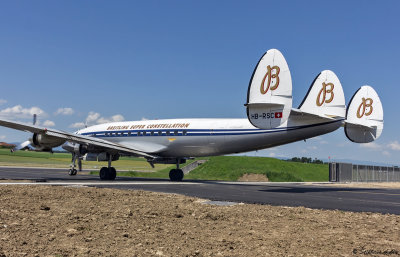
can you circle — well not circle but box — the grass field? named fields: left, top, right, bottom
left=0, top=149, right=328, bottom=181
left=0, top=149, right=172, bottom=171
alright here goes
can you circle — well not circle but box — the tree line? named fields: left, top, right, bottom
left=288, top=157, right=324, bottom=164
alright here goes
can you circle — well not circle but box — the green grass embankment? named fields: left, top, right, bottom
left=184, top=156, right=328, bottom=182
left=112, top=156, right=328, bottom=182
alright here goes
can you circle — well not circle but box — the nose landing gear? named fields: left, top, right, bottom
left=68, top=153, right=80, bottom=176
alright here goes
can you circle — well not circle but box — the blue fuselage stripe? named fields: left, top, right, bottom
left=80, top=119, right=343, bottom=138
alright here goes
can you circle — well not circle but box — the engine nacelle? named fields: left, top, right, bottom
left=73, top=144, right=88, bottom=155
left=150, top=158, right=186, bottom=165
left=83, top=152, right=120, bottom=162
left=31, top=133, right=66, bottom=150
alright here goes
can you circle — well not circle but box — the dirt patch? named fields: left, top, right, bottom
left=0, top=185, right=399, bottom=256
left=238, top=173, right=269, bottom=182
left=0, top=180, right=33, bottom=183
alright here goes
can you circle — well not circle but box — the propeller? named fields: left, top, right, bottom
left=12, top=114, right=37, bottom=152
left=14, top=140, right=31, bottom=151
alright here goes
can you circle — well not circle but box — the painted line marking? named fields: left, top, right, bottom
left=341, top=191, right=400, bottom=196
left=0, top=182, right=202, bottom=186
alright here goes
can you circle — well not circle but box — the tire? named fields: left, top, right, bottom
left=169, top=169, right=184, bottom=181
left=175, top=169, right=184, bottom=181
left=99, top=167, right=108, bottom=180
left=169, top=169, right=177, bottom=181
left=109, top=167, right=117, bottom=180
left=68, top=168, right=77, bottom=176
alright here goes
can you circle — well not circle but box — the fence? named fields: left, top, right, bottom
left=329, top=163, right=400, bottom=182
left=181, top=160, right=208, bottom=174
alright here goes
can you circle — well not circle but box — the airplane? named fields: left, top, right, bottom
left=0, top=49, right=384, bottom=181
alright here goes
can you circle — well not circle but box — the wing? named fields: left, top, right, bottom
left=0, top=118, right=155, bottom=158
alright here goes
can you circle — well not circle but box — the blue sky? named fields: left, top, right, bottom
left=0, top=1, right=399, bottom=164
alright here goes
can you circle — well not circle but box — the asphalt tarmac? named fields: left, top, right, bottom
left=1, top=166, right=399, bottom=215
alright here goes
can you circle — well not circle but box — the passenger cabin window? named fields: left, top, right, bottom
left=166, top=131, right=170, bottom=136
left=151, top=131, right=154, bottom=136
left=174, top=131, right=178, bottom=136
left=158, top=131, right=162, bottom=136
left=183, top=130, right=187, bottom=136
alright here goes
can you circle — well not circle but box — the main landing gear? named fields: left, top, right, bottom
left=169, top=159, right=184, bottom=181
left=68, top=152, right=117, bottom=180
left=99, top=153, right=117, bottom=180
left=99, top=167, right=116, bottom=180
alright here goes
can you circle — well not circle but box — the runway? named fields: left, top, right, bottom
left=1, top=166, right=400, bottom=215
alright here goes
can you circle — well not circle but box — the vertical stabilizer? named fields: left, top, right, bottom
left=345, top=86, right=384, bottom=143
left=246, top=49, right=292, bottom=129
left=298, top=70, right=346, bottom=119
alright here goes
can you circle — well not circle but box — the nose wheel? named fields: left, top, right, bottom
left=68, top=168, right=77, bottom=176
left=68, top=153, right=78, bottom=176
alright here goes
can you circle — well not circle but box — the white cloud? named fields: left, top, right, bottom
left=55, top=107, right=74, bottom=115
left=388, top=141, right=400, bottom=151
left=0, top=99, right=7, bottom=105
left=0, top=105, right=46, bottom=119
left=360, top=142, right=382, bottom=150
left=269, top=153, right=276, bottom=157
left=86, top=112, right=101, bottom=124
left=69, top=112, right=125, bottom=128
left=141, top=117, right=148, bottom=121
left=336, top=141, right=351, bottom=147
left=69, top=122, right=86, bottom=129
left=382, top=151, right=391, bottom=156
left=0, top=135, right=6, bottom=140
left=97, top=114, right=125, bottom=124
left=42, top=120, right=55, bottom=127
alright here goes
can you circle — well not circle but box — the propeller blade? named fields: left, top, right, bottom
left=14, top=140, right=31, bottom=151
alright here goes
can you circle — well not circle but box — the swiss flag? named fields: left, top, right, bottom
left=275, top=112, right=283, bottom=118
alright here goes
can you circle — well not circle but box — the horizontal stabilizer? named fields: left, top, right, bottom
left=290, top=108, right=337, bottom=121
left=345, top=86, right=383, bottom=143
left=246, top=49, right=292, bottom=129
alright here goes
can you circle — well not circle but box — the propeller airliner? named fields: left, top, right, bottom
left=0, top=49, right=384, bottom=181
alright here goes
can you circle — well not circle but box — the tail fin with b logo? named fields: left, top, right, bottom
left=246, top=49, right=292, bottom=129
left=345, top=86, right=384, bottom=143
left=298, top=70, right=346, bottom=119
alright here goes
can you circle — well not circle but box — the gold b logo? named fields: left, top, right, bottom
left=316, top=82, right=335, bottom=106
left=260, top=65, right=280, bottom=95
left=357, top=97, right=373, bottom=118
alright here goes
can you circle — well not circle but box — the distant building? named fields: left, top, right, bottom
left=0, top=142, right=16, bottom=149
